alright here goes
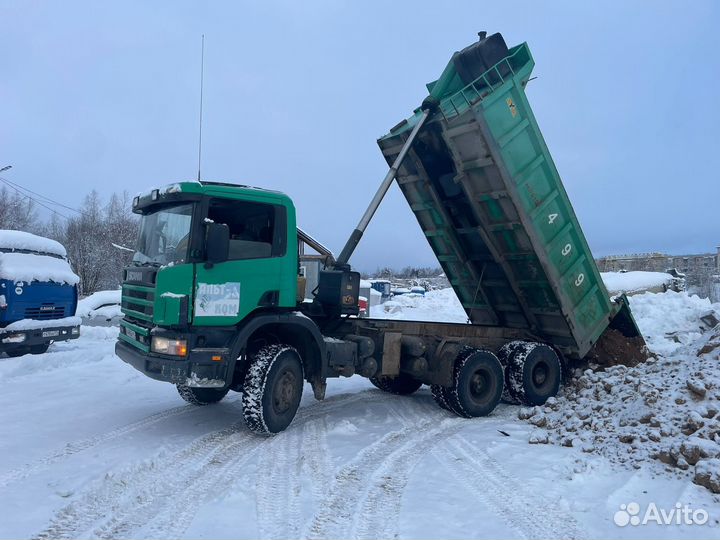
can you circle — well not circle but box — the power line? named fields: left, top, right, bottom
left=0, top=175, right=82, bottom=214
left=0, top=177, right=72, bottom=221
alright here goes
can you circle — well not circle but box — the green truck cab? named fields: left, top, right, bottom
left=116, top=182, right=329, bottom=424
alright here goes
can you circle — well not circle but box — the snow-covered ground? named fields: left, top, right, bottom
left=0, top=290, right=719, bottom=539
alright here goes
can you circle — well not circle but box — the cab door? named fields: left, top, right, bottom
left=193, top=197, right=290, bottom=326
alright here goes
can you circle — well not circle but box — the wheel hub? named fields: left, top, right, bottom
left=532, top=362, right=548, bottom=386
left=469, top=369, right=490, bottom=399
left=273, top=369, right=297, bottom=414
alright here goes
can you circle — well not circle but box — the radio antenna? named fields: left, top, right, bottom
left=197, top=34, right=205, bottom=182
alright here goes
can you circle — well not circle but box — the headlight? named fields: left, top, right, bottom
left=71, top=327, right=80, bottom=335
left=151, top=336, right=188, bottom=356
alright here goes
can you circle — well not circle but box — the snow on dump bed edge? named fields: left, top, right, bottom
left=0, top=253, right=79, bottom=285
left=0, top=230, right=66, bottom=257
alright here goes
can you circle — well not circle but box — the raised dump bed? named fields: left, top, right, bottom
left=377, top=33, right=641, bottom=359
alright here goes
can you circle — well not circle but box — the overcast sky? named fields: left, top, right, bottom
left=2, top=1, right=718, bottom=272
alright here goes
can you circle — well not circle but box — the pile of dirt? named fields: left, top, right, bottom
left=520, top=323, right=720, bottom=494
left=585, top=328, right=649, bottom=368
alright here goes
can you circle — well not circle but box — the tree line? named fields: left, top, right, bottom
left=0, top=187, right=139, bottom=296
left=366, top=266, right=444, bottom=279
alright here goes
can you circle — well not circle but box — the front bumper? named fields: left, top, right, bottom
left=0, top=325, right=80, bottom=350
left=115, top=340, right=230, bottom=387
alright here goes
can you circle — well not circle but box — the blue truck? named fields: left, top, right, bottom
left=0, top=230, right=80, bottom=356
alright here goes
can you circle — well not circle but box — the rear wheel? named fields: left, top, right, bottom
left=369, top=373, right=422, bottom=395
left=505, top=342, right=561, bottom=406
left=177, top=384, right=229, bottom=405
left=446, top=348, right=503, bottom=418
left=497, top=340, right=525, bottom=403
left=431, top=384, right=452, bottom=411
left=242, top=344, right=304, bottom=435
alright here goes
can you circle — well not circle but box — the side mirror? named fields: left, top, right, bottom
left=206, top=223, right=229, bottom=265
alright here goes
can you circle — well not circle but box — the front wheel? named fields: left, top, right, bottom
left=242, top=344, right=304, bottom=435
left=177, top=384, right=229, bottom=405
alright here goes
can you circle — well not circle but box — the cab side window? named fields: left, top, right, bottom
left=207, top=199, right=286, bottom=260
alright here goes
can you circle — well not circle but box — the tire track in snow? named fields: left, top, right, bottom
left=0, top=400, right=217, bottom=488
left=32, top=389, right=382, bottom=540
left=255, top=425, right=303, bottom=539
left=434, top=435, right=585, bottom=540
left=352, top=417, right=464, bottom=538
left=33, top=419, right=249, bottom=540
left=301, top=417, right=332, bottom=504
left=303, top=397, right=460, bottom=540
left=148, top=392, right=378, bottom=540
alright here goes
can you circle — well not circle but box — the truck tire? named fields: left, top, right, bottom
left=505, top=342, right=561, bottom=406
left=369, top=373, right=422, bottom=395
left=242, top=344, right=303, bottom=435
left=430, top=384, right=452, bottom=411
left=30, top=343, right=50, bottom=355
left=497, top=340, right=526, bottom=404
left=445, top=348, right=503, bottom=418
left=176, top=384, right=229, bottom=405
left=431, top=347, right=475, bottom=413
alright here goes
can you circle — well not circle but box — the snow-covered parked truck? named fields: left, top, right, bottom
left=0, top=230, right=80, bottom=356
left=116, top=32, right=645, bottom=434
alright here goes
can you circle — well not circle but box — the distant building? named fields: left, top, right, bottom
left=596, top=247, right=719, bottom=274
left=595, top=246, right=719, bottom=300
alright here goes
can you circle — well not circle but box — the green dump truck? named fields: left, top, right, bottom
left=115, top=32, right=644, bottom=434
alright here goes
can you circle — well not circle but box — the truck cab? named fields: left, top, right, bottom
left=116, top=181, right=312, bottom=385
left=0, top=230, right=80, bottom=356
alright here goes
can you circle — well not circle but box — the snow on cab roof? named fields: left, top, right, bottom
left=0, top=252, right=79, bottom=285
left=0, top=230, right=67, bottom=257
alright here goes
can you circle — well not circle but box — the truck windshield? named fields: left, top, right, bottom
left=132, top=204, right=193, bottom=266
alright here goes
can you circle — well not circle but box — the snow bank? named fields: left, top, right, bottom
left=520, top=291, right=720, bottom=493
left=601, top=271, right=672, bottom=295
left=374, top=288, right=467, bottom=323
left=76, top=290, right=121, bottom=318
left=629, top=291, right=720, bottom=356
left=0, top=253, right=79, bottom=285
left=0, top=230, right=67, bottom=257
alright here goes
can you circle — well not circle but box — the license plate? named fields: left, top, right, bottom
left=42, top=330, right=60, bottom=338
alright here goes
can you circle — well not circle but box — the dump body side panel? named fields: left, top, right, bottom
left=378, top=43, right=614, bottom=358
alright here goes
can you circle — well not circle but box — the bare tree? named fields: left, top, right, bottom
left=0, top=187, right=38, bottom=232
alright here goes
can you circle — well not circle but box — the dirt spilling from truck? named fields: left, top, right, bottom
left=585, top=328, right=649, bottom=368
